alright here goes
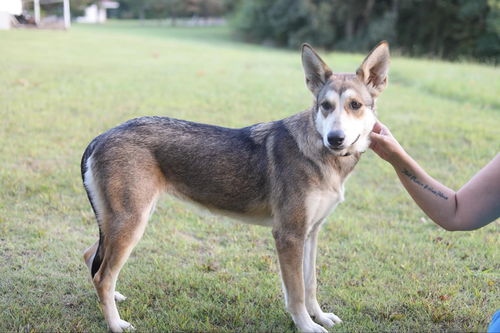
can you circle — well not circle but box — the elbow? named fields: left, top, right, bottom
left=441, top=223, right=459, bottom=232
left=430, top=213, right=463, bottom=231
left=437, top=194, right=471, bottom=231
left=439, top=216, right=478, bottom=232
left=441, top=222, right=462, bottom=232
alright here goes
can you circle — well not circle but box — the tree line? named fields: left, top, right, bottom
left=232, top=0, right=499, bottom=64
left=71, top=0, right=499, bottom=64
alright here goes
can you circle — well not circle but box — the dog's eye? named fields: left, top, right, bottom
left=350, top=101, right=362, bottom=110
left=321, top=101, right=333, bottom=111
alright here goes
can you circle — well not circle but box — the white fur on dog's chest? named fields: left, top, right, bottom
left=306, top=184, right=345, bottom=226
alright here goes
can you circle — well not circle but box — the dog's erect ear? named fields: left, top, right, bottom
left=301, top=44, right=333, bottom=96
left=356, top=41, right=390, bottom=97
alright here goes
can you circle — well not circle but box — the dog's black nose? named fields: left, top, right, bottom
left=327, top=130, right=345, bottom=148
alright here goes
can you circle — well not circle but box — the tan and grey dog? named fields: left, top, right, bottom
left=81, top=42, right=390, bottom=332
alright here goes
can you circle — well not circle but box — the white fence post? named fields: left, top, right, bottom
left=34, top=0, right=40, bottom=25
left=63, top=0, right=70, bottom=29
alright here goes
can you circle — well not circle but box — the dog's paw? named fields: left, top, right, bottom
left=109, top=319, right=135, bottom=333
left=114, top=291, right=127, bottom=302
left=299, top=321, right=328, bottom=333
left=313, top=312, right=342, bottom=328
left=119, top=320, right=135, bottom=331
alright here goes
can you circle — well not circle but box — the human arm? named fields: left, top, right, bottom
left=369, top=121, right=500, bottom=231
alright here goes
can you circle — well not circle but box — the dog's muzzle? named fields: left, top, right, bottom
left=327, top=134, right=360, bottom=156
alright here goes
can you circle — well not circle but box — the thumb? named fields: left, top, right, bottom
left=372, top=121, right=383, bottom=134
left=369, top=132, right=383, bottom=149
left=370, top=131, right=384, bottom=141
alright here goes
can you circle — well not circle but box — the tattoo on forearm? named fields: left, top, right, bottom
left=401, top=169, right=449, bottom=200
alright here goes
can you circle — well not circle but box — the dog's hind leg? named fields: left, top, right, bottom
left=84, top=239, right=129, bottom=303
left=84, top=240, right=129, bottom=303
left=84, top=240, right=99, bottom=271
left=93, top=204, right=154, bottom=332
left=303, top=223, right=342, bottom=328
left=91, top=164, right=162, bottom=332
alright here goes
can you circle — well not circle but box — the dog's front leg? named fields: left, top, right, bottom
left=273, top=227, right=328, bottom=333
left=303, top=224, right=342, bottom=327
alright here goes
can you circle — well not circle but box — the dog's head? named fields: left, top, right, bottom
left=301, top=42, right=390, bottom=156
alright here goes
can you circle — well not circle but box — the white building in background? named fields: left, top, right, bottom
left=0, top=0, right=22, bottom=30
left=0, top=0, right=70, bottom=30
left=76, top=1, right=119, bottom=24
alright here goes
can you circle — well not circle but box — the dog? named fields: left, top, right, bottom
left=81, top=41, right=390, bottom=332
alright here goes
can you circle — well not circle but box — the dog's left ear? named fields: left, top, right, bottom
left=356, top=41, right=390, bottom=97
left=301, top=44, right=333, bottom=96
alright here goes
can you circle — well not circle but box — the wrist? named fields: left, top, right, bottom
left=387, top=147, right=411, bottom=169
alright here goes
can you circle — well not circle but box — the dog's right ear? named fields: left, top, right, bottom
left=301, top=44, right=332, bottom=96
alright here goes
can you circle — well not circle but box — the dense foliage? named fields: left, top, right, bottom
left=112, top=0, right=237, bottom=20
left=70, top=0, right=239, bottom=20
left=232, top=0, right=500, bottom=63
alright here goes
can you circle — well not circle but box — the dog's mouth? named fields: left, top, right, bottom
left=328, top=134, right=360, bottom=156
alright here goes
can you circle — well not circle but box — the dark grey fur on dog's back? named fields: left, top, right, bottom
left=89, top=117, right=271, bottom=214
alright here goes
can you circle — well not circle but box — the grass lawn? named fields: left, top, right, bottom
left=0, top=21, right=498, bottom=332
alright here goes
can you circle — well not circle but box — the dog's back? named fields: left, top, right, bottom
left=83, top=117, right=275, bottom=216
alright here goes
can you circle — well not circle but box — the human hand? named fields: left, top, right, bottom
left=369, top=121, right=407, bottom=165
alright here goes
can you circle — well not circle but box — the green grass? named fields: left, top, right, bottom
left=0, top=21, right=499, bottom=332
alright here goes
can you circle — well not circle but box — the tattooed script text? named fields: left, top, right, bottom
left=401, top=169, right=449, bottom=200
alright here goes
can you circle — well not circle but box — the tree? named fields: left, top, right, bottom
left=232, top=0, right=499, bottom=63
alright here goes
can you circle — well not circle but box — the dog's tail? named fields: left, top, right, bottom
left=81, top=136, right=104, bottom=278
